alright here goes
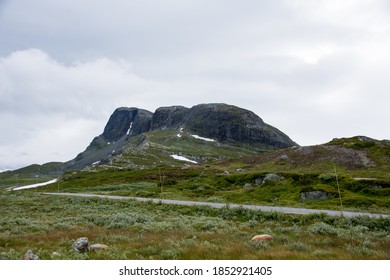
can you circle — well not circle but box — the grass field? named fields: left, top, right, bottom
left=1, top=191, right=389, bottom=260
left=1, top=136, right=389, bottom=260
left=30, top=165, right=390, bottom=214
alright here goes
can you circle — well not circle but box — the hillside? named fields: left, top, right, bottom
left=218, top=136, right=390, bottom=179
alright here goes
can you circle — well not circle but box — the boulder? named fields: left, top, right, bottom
left=243, top=183, right=253, bottom=189
left=51, top=252, right=61, bottom=258
left=89, top=244, right=109, bottom=251
left=255, top=178, right=263, bottom=185
left=300, top=191, right=333, bottom=201
left=72, top=237, right=89, bottom=253
left=251, top=234, right=273, bottom=241
left=263, top=173, right=283, bottom=183
left=23, top=250, right=39, bottom=260
left=279, top=154, right=289, bottom=160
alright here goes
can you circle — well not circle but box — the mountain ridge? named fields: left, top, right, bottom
left=66, top=103, right=298, bottom=170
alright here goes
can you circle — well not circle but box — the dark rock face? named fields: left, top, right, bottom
left=150, top=106, right=189, bottom=130
left=149, top=103, right=297, bottom=148
left=93, top=103, right=296, bottom=148
left=184, top=104, right=296, bottom=148
left=102, top=107, right=153, bottom=142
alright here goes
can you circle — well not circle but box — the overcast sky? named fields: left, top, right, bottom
left=1, top=0, right=389, bottom=170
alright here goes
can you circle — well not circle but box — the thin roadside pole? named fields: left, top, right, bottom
left=334, top=165, right=343, bottom=216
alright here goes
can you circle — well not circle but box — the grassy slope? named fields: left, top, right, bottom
left=35, top=164, right=390, bottom=214
left=0, top=162, right=64, bottom=188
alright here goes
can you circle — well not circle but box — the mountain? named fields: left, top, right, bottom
left=65, top=103, right=297, bottom=170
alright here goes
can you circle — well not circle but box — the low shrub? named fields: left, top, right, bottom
left=307, top=222, right=338, bottom=235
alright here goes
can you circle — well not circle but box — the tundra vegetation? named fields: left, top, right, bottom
left=0, top=136, right=389, bottom=259
left=0, top=191, right=389, bottom=260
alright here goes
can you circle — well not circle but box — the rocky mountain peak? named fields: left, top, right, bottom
left=68, top=103, right=298, bottom=170
left=97, top=103, right=297, bottom=148
left=150, top=106, right=189, bottom=130
left=184, top=103, right=294, bottom=148
left=102, top=107, right=153, bottom=142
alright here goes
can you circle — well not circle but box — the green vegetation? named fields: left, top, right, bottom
left=1, top=191, right=389, bottom=260
left=0, top=162, right=63, bottom=188
left=1, top=135, right=389, bottom=260
left=32, top=166, right=389, bottom=214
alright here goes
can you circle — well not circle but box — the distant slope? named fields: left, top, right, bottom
left=220, top=136, right=390, bottom=179
left=0, top=162, right=64, bottom=189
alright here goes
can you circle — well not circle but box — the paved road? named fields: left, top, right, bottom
left=43, top=192, right=389, bottom=219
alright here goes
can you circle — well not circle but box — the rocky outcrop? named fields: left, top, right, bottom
left=102, top=107, right=153, bottom=142
left=150, top=106, right=189, bottom=130
left=184, top=104, right=296, bottom=148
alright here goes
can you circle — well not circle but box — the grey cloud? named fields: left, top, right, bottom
left=0, top=0, right=389, bottom=169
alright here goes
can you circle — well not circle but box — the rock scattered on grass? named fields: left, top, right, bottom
left=72, top=237, right=109, bottom=253
left=23, top=250, right=39, bottom=260
left=72, top=237, right=89, bottom=253
left=51, top=252, right=61, bottom=258
left=89, top=244, right=109, bottom=251
left=251, top=234, right=273, bottom=241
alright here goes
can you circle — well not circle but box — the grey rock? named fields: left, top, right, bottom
left=300, top=191, right=333, bottom=201
left=255, top=178, right=263, bottom=185
left=23, top=250, right=39, bottom=260
left=51, top=252, right=61, bottom=258
left=243, top=183, right=253, bottom=189
left=72, top=237, right=89, bottom=253
left=89, top=244, right=109, bottom=251
left=263, top=173, right=283, bottom=182
left=279, top=154, right=289, bottom=160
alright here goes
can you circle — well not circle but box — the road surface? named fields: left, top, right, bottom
left=43, top=192, right=389, bottom=219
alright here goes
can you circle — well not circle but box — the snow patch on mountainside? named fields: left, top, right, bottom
left=191, top=134, right=215, bottom=142
left=126, top=122, right=133, bottom=135
left=170, top=154, right=197, bottom=164
left=11, top=178, right=58, bottom=191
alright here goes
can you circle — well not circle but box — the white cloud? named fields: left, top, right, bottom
left=0, top=49, right=155, bottom=169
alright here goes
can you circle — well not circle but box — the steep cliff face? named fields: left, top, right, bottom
left=183, top=103, right=296, bottom=148
left=147, top=103, right=296, bottom=147
left=150, top=106, right=189, bottom=130
left=102, top=107, right=153, bottom=142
